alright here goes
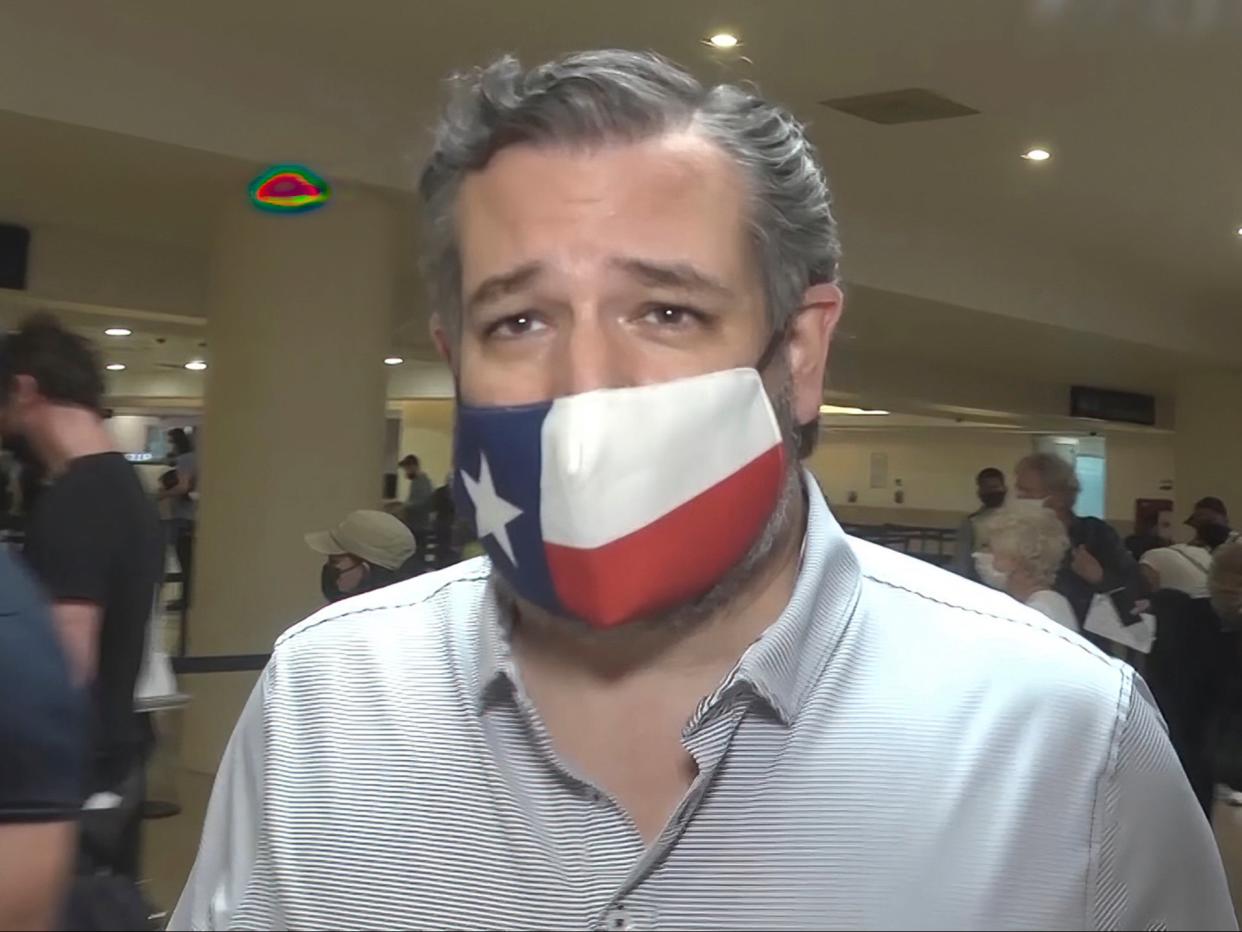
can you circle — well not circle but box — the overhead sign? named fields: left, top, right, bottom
left=248, top=164, right=331, bottom=213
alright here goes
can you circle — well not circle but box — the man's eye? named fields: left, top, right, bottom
left=484, top=314, right=547, bottom=339
left=643, top=305, right=706, bottom=327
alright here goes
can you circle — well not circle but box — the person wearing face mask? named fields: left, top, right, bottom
left=1142, top=498, right=1238, bottom=817
left=1140, top=497, right=1234, bottom=598
left=172, top=51, right=1232, bottom=931
left=974, top=505, right=1077, bottom=632
left=1013, top=452, right=1148, bottom=641
left=951, top=467, right=1007, bottom=580
left=305, top=510, right=418, bottom=603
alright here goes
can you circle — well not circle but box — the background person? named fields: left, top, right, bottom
left=951, top=466, right=1007, bottom=580
left=1140, top=500, right=1232, bottom=597
left=158, top=427, right=198, bottom=610
left=305, top=509, right=418, bottom=602
left=0, top=314, right=162, bottom=880
left=399, top=453, right=434, bottom=551
left=974, top=504, right=1076, bottom=631
left=1125, top=508, right=1172, bottom=561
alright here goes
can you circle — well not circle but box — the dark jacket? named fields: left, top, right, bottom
left=1055, top=515, right=1148, bottom=625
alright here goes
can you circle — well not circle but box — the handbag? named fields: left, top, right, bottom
left=1083, top=591, right=1156, bottom=654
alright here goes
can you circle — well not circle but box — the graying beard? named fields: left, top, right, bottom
left=491, top=375, right=804, bottom=639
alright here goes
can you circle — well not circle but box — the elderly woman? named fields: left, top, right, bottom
left=975, top=503, right=1078, bottom=631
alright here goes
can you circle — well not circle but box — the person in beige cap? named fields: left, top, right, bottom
left=305, top=509, right=418, bottom=603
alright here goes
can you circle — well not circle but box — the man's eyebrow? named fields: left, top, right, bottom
left=611, top=257, right=734, bottom=297
left=465, top=261, right=543, bottom=312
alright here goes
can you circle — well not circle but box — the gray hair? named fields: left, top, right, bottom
left=1016, top=452, right=1080, bottom=505
left=418, top=49, right=840, bottom=339
left=978, top=504, right=1071, bottom=589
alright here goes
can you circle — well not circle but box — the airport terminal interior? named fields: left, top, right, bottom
left=2, top=0, right=1242, bottom=927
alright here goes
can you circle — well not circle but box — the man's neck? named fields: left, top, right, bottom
left=512, top=493, right=807, bottom=688
left=31, top=406, right=116, bottom=475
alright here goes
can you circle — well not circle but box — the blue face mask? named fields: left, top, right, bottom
left=453, top=367, right=787, bottom=628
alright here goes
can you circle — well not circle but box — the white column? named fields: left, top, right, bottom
left=182, top=188, right=397, bottom=772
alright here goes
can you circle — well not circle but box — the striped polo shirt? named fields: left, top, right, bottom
left=171, top=478, right=1235, bottom=930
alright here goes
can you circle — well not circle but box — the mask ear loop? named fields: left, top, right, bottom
left=754, top=316, right=817, bottom=455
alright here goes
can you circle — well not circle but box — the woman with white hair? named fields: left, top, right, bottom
left=975, top=503, right=1078, bottom=632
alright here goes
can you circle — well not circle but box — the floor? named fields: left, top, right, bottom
left=143, top=768, right=1242, bottom=921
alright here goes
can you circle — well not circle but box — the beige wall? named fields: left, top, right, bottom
left=807, top=427, right=1174, bottom=526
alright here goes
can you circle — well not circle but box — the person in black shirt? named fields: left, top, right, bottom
left=0, top=549, right=83, bottom=928
left=0, top=314, right=162, bottom=878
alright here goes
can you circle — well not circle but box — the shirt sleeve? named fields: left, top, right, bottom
left=1091, top=671, right=1237, bottom=930
left=0, top=554, right=84, bottom=821
left=169, top=673, right=267, bottom=931
left=24, top=478, right=112, bottom=605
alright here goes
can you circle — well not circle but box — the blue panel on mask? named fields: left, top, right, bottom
left=453, top=399, right=561, bottom=615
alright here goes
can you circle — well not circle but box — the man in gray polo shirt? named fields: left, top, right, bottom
left=172, top=50, right=1234, bottom=930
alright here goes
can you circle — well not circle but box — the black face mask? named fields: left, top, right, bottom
left=979, top=490, right=1006, bottom=509
left=1200, top=523, right=1233, bottom=550
left=321, top=562, right=361, bottom=603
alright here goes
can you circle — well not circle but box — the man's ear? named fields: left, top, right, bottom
left=430, top=313, right=455, bottom=371
left=786, top=282, right=844, bottom=428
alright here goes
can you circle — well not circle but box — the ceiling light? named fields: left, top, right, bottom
left=820, top=404, right=891, bottom=416
left=383, top=356, right=404, bottom=366
left=1235, top=226, right=1242, bottom=237
left=105, top=363, right=126, bottom=372
left=184, top=360, right=208, bottom=371
left=104, top=327, right=132, bottom=337
left=1021, top=147, right=1051, bottom=162
left=708, top=32, right=739, bottom=49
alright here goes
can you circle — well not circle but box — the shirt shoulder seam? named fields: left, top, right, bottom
left=275, top=568, right=490, bottom=650
left=860, top=570, right=1111, bottom=669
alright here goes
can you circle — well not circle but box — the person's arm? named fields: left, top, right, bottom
left=0, top=554, right=85, bottom=930
left=157, top=470, right=192, bottom=500
left=51, top=601, right=103, bottom=686
left=169, top=674, right=267, bottom=931
left=159, top=453, right=197, bottom=501
left=1091, top=672, right=1236, bottom=929
left=0, top=822, right=76, bottom=931
left=1076, top=521, right=1148, bottom=618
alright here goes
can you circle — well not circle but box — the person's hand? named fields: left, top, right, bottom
left=1071, top=545, right=1104, bottom=585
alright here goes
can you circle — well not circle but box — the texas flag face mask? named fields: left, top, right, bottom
left=453, top=367, right=787, bottom=628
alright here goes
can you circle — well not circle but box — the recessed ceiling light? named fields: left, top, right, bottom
left=820, top=404, right=891, bottom=416
left=104, top=327, right=132, bottom=337
left=1021, top=147, right=1051, bottom=162
left=383, top=356, right=404, bottom=366
left=708, top=32, right=739, bottom=49
left=1235, top=226, right=1242, bottom=237
left=105, top=363, right=126, bottom=372
left=184, top=360, right=208, bottom=371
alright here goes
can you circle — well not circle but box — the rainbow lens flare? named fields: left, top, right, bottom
left=248, top=164, right=331, bottom=213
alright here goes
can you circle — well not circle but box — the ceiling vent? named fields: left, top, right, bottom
left=820, top=88, right=978, bottom=125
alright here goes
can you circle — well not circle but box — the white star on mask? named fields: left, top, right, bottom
left=460, top=452, right=523, bottom=567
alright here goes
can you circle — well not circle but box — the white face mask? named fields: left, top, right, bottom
left=974, top=552, right=1010, bottom=590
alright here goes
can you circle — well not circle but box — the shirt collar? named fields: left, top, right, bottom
left=475, top=470, right=862, bottom=724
